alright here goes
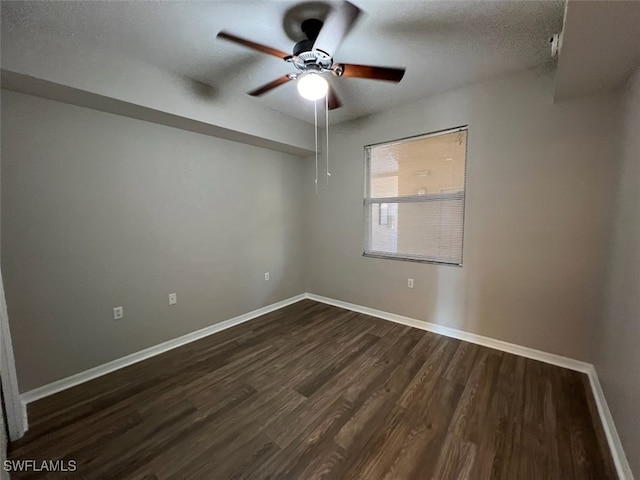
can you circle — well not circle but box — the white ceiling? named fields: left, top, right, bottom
left=1, top=0, right=564, bottom=125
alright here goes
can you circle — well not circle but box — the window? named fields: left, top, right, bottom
left=364, top=127, right=468, bottom=265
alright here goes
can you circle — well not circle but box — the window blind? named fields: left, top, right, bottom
left=364, top=127, right=468, bottom=265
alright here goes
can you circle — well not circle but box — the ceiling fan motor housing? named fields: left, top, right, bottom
left=293, top=38, right=314, bottom=57
left=290, top=18, right=333, bottom=72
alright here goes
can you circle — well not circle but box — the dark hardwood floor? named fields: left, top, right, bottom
left=9, top=300, right=616, bottom=479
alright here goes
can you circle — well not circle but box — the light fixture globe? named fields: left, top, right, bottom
left=297, top=73, right=328, bottom=101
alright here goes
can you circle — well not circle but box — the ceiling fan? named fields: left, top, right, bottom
left=216, top=1, right=406, bottom=110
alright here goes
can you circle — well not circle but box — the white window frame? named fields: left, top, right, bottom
left=363, top=126, right=468, bottom=266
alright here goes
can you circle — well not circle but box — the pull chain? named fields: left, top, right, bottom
left=325, top=93, right=330, bottom=185
left=314, top=99, right=318, bottom=197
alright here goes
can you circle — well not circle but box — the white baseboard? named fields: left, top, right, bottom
left=20, top=294, right=306, bottom=406
left=21, top=401, right=28, bottom=435
left=587, top=366, right=635, bottom=480
left=18, top=291, right=633, bottom=479
left=305, top=293, right=592, bottom=372
left=305, top=293, right=634, bottom=480
left=1, top=273, right=27, bottom=440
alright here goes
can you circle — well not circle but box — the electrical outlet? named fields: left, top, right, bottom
left=408, top=278, right=414, bottom=288
left=265, top=272, right=270, bottom=281
left=113, top=306, right=123, bottom=320
left=169, top=293, right=177, bottom=305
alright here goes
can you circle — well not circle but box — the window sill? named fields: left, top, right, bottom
left=362, top=252, right=462, bottom=267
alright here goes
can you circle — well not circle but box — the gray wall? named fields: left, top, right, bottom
left=0, top=65, right=630, bottom=407
left=1, top=90, right=307, bottom=392
left=305, top=67, right=620, bottom=362
left=596, top=67, right=640, bottom=477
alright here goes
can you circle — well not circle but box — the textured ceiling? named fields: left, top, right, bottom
left=1, top=0, right=564, bottom=125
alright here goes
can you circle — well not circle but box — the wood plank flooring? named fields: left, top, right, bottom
left=9, top=300, right=616, bottom=479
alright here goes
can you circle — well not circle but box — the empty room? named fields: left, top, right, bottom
left=1, top=0, right=639, bottom=478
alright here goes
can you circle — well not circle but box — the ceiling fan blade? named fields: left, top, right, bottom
left=327, top=85, right=342, bottom=110
left=248, top=75, right=293, bottom=96
left=312, top=1, right=362, bottom=57
left=339, top=63, right=406, bottom=82
left=217, top=31, right=290, bottom=59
